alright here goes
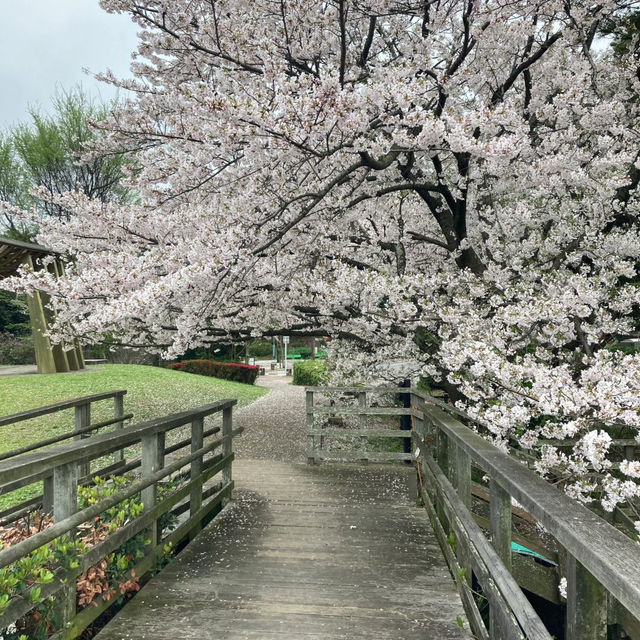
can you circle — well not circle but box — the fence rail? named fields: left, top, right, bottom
left=0, top=391, right=130, bottom=523
left=0, top=396, right=238, bottom=640
left=0, top=391, right=126, bottom=428
left=307, top=385, right=640, bottom=640
left=410, top=389, right=640, bottom=640
left=305, top=386, right=413, bottom=463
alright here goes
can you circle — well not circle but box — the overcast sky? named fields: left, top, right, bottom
left=0, top=1, right=139, bottom=128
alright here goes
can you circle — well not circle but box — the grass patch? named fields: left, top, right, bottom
left=0, top=364, right=267, bottom=454
left=0, top=364, right=268, bottom=509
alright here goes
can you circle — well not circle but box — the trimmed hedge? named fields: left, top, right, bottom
left=292, top=360, right=326, bottom=386
left=167, top=359, right=259, bottom=384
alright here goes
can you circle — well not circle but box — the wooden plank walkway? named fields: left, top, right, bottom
left=96, top=459, right=471, bottom=639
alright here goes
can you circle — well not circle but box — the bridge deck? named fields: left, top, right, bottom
left=96, top=459, right=470, bottom=639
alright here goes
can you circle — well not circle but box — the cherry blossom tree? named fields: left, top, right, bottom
left=4, top=0, right=640, bottom=523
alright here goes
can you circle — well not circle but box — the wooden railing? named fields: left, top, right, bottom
left=410, top=389, right=640, bottom=640
left=0, top=391, right=130, bottom=525
left=305, top=386, right=414, bottom=463
left=0, top=398, right=238, bottom=640
left=306, top=385, right=640, bottom=639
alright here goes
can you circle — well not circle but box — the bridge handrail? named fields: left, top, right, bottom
left=411, top=389, right=640, bottom=640
left=0, top=390, right=127, bottom=427
left=0, top=398, right=239, bottom=639
left=0, top=399, right=234, bottom=485
left=0, top=391, right=132, bottom=523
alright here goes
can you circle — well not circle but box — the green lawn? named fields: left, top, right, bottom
left=0, top=364, right=268, bottom=510
left=0, top=364, right=267, bottom=456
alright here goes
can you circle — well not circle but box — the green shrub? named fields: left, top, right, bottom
left=0, top=474, right=173, bottom=639
left=0, top=290, right=29, bottom=335
left=167, top=359, right=259, bottom=384
left=0, top=332, right=34, bottom=365
left=247, top=340, right=273, bottom=358
left=292, top=360, right=326, bottom=386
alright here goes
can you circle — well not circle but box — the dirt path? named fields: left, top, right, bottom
left=232, top=375, right=307, bottom=462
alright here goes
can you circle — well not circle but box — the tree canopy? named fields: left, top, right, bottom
left=0, top=87, right=131, bottom=234
left=4, top=0, right=640, bottom=524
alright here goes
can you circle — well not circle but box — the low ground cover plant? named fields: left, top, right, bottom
left=0, top=474, right=176, bottom=639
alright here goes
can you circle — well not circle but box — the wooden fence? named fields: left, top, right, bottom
left=0, top=396, right=239, bottom=639
left=0, top=391, right=130, bottom=525
left=411, top=389, right=640, bottom=640
left=305, top=386, right=414, bottom=463
left=306, top=385, right=640, bottom=640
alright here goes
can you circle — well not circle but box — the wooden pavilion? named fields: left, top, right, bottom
left=0, top=237, right=85, bottom=374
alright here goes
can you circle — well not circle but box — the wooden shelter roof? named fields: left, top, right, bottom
left=0, top=237, right=56, bottom=278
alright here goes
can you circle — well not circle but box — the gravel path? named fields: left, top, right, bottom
left=232, top=375, right=307, bottom=462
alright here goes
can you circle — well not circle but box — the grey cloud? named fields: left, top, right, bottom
left=0, top=0, right=138, bottom=127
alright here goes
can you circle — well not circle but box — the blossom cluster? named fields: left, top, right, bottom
left=3, top=0, right=640, bottom=529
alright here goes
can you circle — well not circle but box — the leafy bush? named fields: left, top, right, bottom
left=0, top=290, right=29, bottom=336
left=0, top=474, right=172, bottom=639
left=75, top=475, right=148, bottom=608
left=0, top=332, right=34, bottom=365
left=167, top=359, right=259, bottom=384
left=247, top=340, right=273, bottom=358
left=0, top=517, right=82, bottom=639
left=292, top=360, right=326, bottom=386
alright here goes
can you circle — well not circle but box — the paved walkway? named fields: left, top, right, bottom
left=96, top=377, right=470, bottom=639
left=0, top=364, right=102, bottom=377
left=0, top=364, right=37, bottom=377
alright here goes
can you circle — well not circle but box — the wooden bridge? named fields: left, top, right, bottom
left=0, top=387, right=638, bottom=639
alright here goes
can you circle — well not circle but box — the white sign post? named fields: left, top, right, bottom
left=282, top=335, right=290, bottom=376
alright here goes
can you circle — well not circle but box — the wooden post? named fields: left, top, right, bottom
left=566, top=554, right=608, bottom=640
left=23, top=255, right=57, bottom=374
left=358, top=391, right=368, bottom=463
left=411, top=393, right=425, bottom=498
left=399, top=380, right=412, bottom=457
left=436, top=426, right=448, bottom=474
left=489, top=478, right=512, bottom=570
left=306, top=390, right=316, bottom=464
left=54, top=259, right=85, bottom=370
left=53, top=462, right=77, bottom=625
left=64, top=340, right=80, bottom=371
left=455, top=444, right=472, bottom=584
left=141, top=432, right=164, bottom=548
left=75, top=403, right=91, bottom=480
left=455, top=446, right=471, bottom=507
left=489, top=477, right=512, bottom=639
left=222, top=406, right=232, bottom=506
left=42, top=258, right=71, bottom=372
left=411, top=393, right=425, bottom=438
left=53, top=463, right=77, bottom=526
left=74, top=338, right=85, bottom=369
left=446, top=437, right=457, bottom=485
left=113, top=394, right=125, bottom=464
left=435, top=427, right=449, bottom=531
left=42, top=475, right=54, bottom=514
left=190, top=417, right=204, bottom=540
